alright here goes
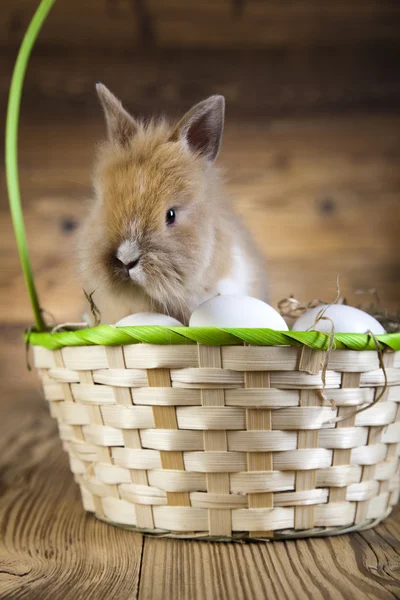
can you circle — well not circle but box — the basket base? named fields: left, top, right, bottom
left=92, top=508, right=392, bottom=542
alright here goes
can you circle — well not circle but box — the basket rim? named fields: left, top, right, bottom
left=25, top=325, right=400, bottom=351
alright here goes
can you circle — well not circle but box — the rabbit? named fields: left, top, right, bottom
left=77, top=84, right=267, bottom=325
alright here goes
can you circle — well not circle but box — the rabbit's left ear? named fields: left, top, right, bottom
left=171, top=95, right=225, bottom=163
left=96, top=83, right=138, bottom=147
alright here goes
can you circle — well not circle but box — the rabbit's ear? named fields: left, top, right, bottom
left=172, top=95, right=225, bottom=163
left=96, top=83, right=138, bottom=147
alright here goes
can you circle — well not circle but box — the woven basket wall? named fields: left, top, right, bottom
left=33, top=342, right=400, bottom=540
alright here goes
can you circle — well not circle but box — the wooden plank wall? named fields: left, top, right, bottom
left=2, top=0, right=400, bottom=51
left=1, top=1, right=399, bottom=318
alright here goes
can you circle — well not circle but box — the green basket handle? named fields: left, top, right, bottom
left=5, top=0, right=56, bottom=332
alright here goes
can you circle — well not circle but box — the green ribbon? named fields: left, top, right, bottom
left=25, top=326, right=400, bottom=351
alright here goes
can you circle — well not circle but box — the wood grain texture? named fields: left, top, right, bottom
left=1, top=47, right=399, bottom=121
left=2, top=0, right=400, bottom=50
left=0, top=337, right=399, bottom=600
left=0, top=337, right=143, bottom=600
left=138, top=522, right=400, bottom=600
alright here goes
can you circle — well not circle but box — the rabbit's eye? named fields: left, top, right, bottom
left=166, top=208, right=176, bottom=225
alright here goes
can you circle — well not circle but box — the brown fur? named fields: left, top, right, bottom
left=78, top=86, right=266, bottom=324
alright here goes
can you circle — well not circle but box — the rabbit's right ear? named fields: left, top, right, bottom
left=171, top=95, right=225, bottom=163
left=96, top=83, right=138, bottom=147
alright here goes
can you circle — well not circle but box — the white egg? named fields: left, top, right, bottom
left=189, top=295, right=289, bottom=329
left=115, top=313, right=183, bottom=327
left=292, top=304, right=386, bottom=334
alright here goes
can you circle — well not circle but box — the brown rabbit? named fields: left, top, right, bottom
left=78, top=84, right=267, bottom=324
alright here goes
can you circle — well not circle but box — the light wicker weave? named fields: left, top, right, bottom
left=33, top=341, right=400, bottom=540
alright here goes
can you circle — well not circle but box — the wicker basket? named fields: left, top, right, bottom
left=30, top=330, right=400, bottom=540
left=5, top=0, right=400, bottom=541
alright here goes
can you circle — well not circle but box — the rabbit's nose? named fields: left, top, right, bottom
left=113, top=255, right=140, bottom=278
left=116, top=240, right=141, bottom=274
left=125, top=257, right=141, bottom=271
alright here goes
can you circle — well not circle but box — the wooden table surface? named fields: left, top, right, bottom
left=0, top=339, right=399, bottom=600
left=1, top=50, right=399, bottom=599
